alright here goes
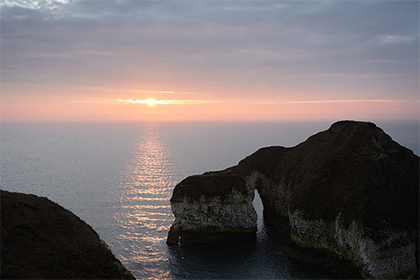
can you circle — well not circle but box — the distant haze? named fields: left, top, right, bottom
left=1, top=0, right=418, bottom=122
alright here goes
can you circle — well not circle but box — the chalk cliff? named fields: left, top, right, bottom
left=1, top=190, right=135, bottom=279
left=167, top=121, right=419, bottom=279
left=167, top=173, right=257, bottom=244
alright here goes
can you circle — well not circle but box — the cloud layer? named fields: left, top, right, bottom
left=72, top=98, right=221, bottom=105
left=1, top=0, right=419, bottom=121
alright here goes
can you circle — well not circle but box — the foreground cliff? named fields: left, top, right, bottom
left=167, top=121, right=419, bottom=279
left=1, top=190, right=135, bottom=279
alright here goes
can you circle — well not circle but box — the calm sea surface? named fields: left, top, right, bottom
left=1, top=121, right=418, bottom=279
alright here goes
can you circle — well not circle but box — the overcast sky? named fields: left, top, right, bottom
left=1, top=0, right=419, bottom=121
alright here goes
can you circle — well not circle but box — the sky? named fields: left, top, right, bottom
left=1, top=0, right=419, bottom=122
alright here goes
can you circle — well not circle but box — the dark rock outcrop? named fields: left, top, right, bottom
left=167, top=120, right=419, bottom=279
left=1, top=190, right=135, bottom=279
left=167, top=172, right=257, bottom=244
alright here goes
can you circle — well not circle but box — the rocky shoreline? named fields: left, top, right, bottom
left=167, top=121, right=419, bottom=279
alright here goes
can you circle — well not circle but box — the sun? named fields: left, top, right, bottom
left=144, top=98, right=158, bottom=107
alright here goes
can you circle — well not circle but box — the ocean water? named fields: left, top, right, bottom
left=1, top=121, right=418, bottom=279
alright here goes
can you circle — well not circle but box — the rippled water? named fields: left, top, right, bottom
left=1, top=121, right=418, bottom=279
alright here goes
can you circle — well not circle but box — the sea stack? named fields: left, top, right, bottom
left=1, top=190, right=135, bottom=279
left=167, top=120, right=419, bottom=279
left=167, top=172, right=257, bottom=244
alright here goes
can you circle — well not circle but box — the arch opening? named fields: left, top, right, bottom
left=253, top=189, right=265, bottom=238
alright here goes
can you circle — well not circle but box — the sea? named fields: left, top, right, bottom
left=1, top=120, right=418, bottom=279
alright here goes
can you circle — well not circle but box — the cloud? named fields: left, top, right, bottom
left=1, top=0, right=418, bottom=102
left=127, top=90, right=196, bottom=95
left=378, top=35, right=416, bottom=45
left=72, top=98, right=221, bottom=106
left=259, top=99, right=406, bottom=105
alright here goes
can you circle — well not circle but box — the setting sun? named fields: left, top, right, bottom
left=144, top=98, right=158, bottom=107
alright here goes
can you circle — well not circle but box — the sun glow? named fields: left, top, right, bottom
left=144, top=98, right=158, bottom=107
left=72, top=98, right=221, bottom=106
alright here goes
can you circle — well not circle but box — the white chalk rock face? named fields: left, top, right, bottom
left=167, top=172, right=257, bottom=244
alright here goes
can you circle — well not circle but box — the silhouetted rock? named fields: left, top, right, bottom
left=1, top=190, right=135, bottom=279
left=168, top=120, right=419, bottom=279
left=167, top=172, right=257, bottom=244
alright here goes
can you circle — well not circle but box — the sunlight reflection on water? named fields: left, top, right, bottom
left=113, top=124, right=177, bottom=279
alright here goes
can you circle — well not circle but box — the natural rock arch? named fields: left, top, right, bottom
left=167, top=121, right=419, bottom=279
